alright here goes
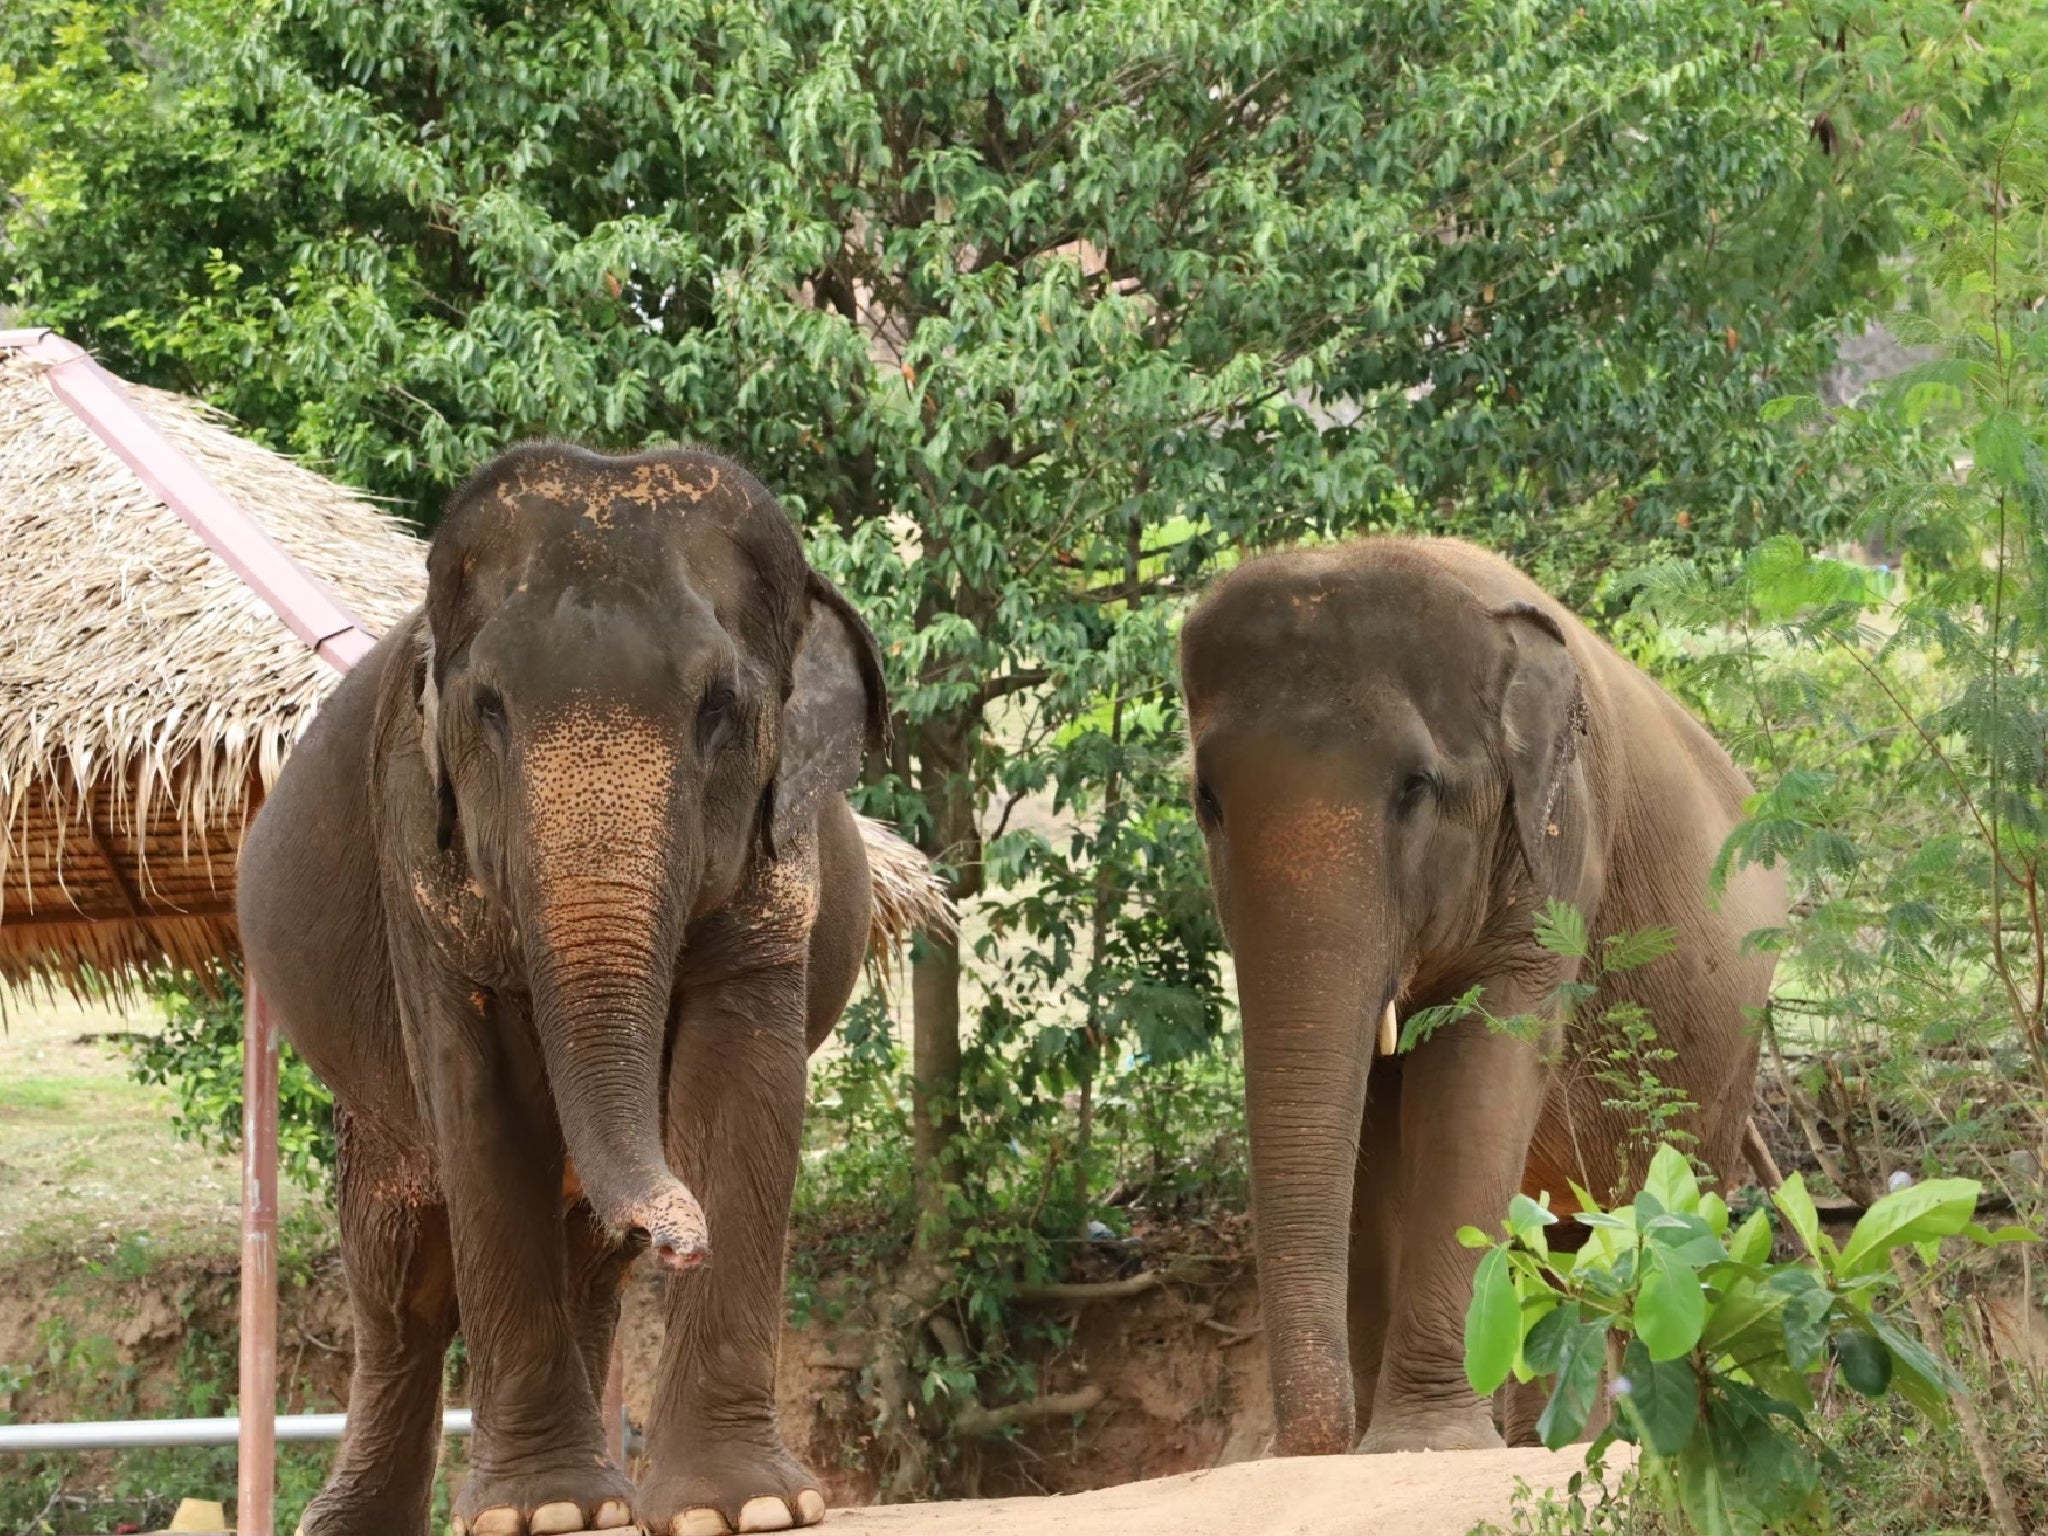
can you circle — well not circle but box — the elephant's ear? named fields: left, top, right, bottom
left=767, top=572, right=888, bottom=854
left=1493, top=601, right=1590, bottom=897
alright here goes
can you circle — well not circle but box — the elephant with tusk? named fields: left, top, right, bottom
left=1177, top=536, right=1785, bottom=1458
left=239, top=443, right=949, bottom=1536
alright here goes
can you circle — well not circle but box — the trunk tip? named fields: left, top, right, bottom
left=653, top=1235, right=710, bottom=1272
left=617, top=1180, right=711, bottom=1272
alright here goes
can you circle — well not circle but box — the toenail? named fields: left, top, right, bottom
left=796, top=1489, right=826, bottom=1526
left=593, top=1500, right=635, bottom=1529
left=675, top=1510, right=733, bottom=1536
left=530, top=1502, right=584, bottom=1535
left=736, top=1495, right=795, bottom=1532
left=472, top=1510, right=525, bottom=1536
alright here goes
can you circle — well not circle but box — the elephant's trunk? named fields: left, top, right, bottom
left=1229, top=803, right=1384, bottom=1456
left=518, top=719, right=708, bottom=1271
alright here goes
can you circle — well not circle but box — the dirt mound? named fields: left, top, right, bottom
left=829, top=1446, right=1629, bottom=1536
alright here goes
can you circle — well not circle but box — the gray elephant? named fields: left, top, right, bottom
left=1176, top=536, right=1785, bottom=1457
left=238, top=444, right=937, bottom=1536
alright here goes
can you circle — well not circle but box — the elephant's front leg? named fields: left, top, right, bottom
left=637, top=963, right=823, bottom=1536
left=1359, top=988, right=1550, bottom=1455
left=427, top=988, right=635, bottom=1534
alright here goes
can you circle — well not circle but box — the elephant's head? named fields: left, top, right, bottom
left=419, top=443, right=884, bottom=1270
left=1177, top=543, right=1590, bottom=1455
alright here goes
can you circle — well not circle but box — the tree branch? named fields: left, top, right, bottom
left=952, top=1384, right=1107, bottom=1438
left=1013, top=1272, right=1162, bottom=1305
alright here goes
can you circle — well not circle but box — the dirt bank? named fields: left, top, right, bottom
left=0, top=1232, right=1280, bottom=1513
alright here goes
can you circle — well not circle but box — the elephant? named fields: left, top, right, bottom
left=1175, top=535, right=1786, bottom=1458
left=237, top=443, right=936, bottom=1536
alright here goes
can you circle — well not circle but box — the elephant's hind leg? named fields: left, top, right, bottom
left=563, top=1199, right=639, bottom=1430
left=296, top=1111, right=456, bottom=1536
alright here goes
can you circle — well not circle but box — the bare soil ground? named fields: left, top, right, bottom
left=829, top=1447, right=1631, bottom=1536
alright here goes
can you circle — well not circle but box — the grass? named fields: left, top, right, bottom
left=0, top=986, right=328, bottom=1266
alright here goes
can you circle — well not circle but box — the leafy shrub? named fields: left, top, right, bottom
left=127, top=967, right=335, bottom=1194
left=1464, top=1146, right=2032, bottom=1535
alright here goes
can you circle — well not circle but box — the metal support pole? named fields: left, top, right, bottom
left=238, top=981, right=281, bottom=1536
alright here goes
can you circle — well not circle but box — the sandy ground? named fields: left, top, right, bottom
left=829, top=1446, right=1630, bottom=1536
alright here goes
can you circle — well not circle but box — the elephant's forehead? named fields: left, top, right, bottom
left=1184, top=570, right=1499, bottom=748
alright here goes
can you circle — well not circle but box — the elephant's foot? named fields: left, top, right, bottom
left=450, top=1456, right=637, bottom=1535
left=1356, top=1400, right=1506, bottom=1455
left=294, top=1485, right=436, bottom=1536
left=637, top=1431, right=826, bottom=1534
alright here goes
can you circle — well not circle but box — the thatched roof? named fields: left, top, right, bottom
left=0, top=344, right=949, bottom=996
left=0, top=347, right=424, bottom=993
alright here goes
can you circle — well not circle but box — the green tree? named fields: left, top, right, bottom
left=1, top=0, right=1978, bottom=1488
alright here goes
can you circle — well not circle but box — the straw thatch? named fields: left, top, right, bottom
left=0, top=348, right=425, bottom=995
left=0, top=346, right=949, bottom=997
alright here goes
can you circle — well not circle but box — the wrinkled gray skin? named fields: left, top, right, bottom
left=238, top=445, right=885, bottom=1536
left=1177, top=537, right=1785, bottom=1458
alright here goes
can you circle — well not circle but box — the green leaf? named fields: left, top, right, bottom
left=1973, top=409, right=2031, bottom=488
left=1870, top=1315, right=1958, bottom=1422
left=1833, top=1328, right=1892, bottom=1397
left=1600, top=924, right=1677, bottom=972
left=1635, top=1245, right=1706, bottom=1361
left=1727, top=1210, right=1774, bottom=1267
left=1456, top=1225, right=1493, bottom=1249
left=1507, top=1195, right=1556, bottom=1260
left=1533, top=900, right=1590, bottom=960
left=1962, top=1222, right=2038, bottom=1246
left=1536, top=1319, right=1609, bottom=1450
left=1838, top=1179, right=1980, bottom=1277
left=1644, top=1144, right=1702, bottom=1215
left=1771, top=1174, right=1821, bottom=1258
left=1768, top=1268, right=1833, bottom=1372
left=1645, top=1211, right=1728, bottom=1269
left=1465, top=1246, right=1521, bottom=1395
left=1701, top=1271, right=1786, bottom=1355
left=1619, top=1337, right=1698, bottom=1456
left=1523, top=1300, right=1583, bottom=1375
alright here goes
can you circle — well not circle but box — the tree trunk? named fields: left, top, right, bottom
left=911, top=705, right=982, bottom=1228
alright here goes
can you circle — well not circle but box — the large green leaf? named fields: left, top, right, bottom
left=1643, top=1144, right=1702, bottom=1215
left=1870, top=1315, right=1960, bottom=1422
left=1833, top=1327, right=1893, bottom=1397
left=1618, top=1337, right=1698, bottom=1456
left=1767, top=1268, right=1833, bottom=1372
left=1635, top=1245, right=1706, bottom=1361
left=1726, top=1210, right=1774, bottom=1268
left=1536, top=1319, right=1610, bottom=1450
left=1771, top=1175, right=1821, bottom=1259
left=1465, top=1246, right=1521, bottom=1395
left=1837, top=1179, right=1981, bottom=1277
left=1523, top=1300, right=1583, bottom=1376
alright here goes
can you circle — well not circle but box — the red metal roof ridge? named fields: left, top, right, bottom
left=0, top=329, right=376, bottom=676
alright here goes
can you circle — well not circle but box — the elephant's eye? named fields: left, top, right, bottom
left=698, top=678, right=739, bottom=749
left=1398, top=771, right=1438, bottom=812
left=474, top=686, right=507, bottom=732
left=1195, top=779, right=1224, bottom=829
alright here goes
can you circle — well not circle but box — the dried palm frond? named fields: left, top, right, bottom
left=856, top=813, right=956, bottom=964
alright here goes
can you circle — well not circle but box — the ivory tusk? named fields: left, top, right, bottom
left=1378, top=999, right=1399, bottom=1056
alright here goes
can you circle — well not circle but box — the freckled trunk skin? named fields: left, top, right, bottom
left=1230, top=814, right=1384, bottom=1457
left=519, top=714, right=706, bottom=1264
